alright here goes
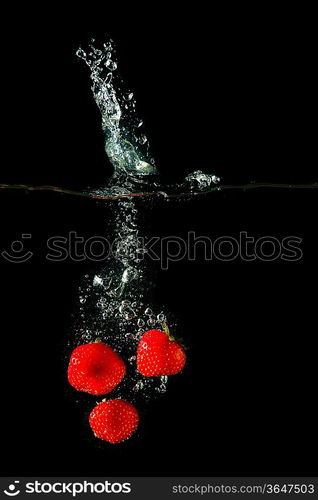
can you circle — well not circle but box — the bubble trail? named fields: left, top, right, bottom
left=70, top=38, right=183, bottom=402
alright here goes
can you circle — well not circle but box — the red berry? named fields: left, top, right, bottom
left=137, top=329, right=186, bottom=376
left=67, top=342, right=126, bottom=395
left=89, top=399, right=139, bottom=443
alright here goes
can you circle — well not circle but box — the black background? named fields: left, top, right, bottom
left=1, top=6, right=316, bottom=476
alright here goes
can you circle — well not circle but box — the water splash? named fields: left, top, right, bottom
left=70, top=41, right=218, bottom=405
left=184, top=170, right=220, bottom=191
left=5, top=37, right=303, bottom=429
left=72, top=195, right=172, bottom=399
left=76, top=39, right=158, bottom=176
left=1, top=36, right=316, bottom=440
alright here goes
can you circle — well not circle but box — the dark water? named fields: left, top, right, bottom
left=1, top=186, right=316, bottom=475
left=1, top=10, right=317, bottom=476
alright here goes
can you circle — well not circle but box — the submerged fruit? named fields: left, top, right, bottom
left=137, top=329, right=186, bottom=376
left=89, top=399, right=139, bottom=443
left=67, top=342, right=126, bottom=395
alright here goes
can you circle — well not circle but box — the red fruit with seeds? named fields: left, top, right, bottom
left=67, top=342, right=126, bottom=395
left=89, top=399, right=139, bottom=443
left=137, top=329, right=186, bottom=376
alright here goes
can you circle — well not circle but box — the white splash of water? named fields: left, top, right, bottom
left=76, top=40, right=158, bottom=176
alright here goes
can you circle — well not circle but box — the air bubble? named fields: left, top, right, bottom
left=156, top=383, right=167, bottom=393
left=125, top=333, right=135, bottom=340
left=93, top=275, right=103, bottom=287
left=105, top=73, right=112, bottom=85
left=105, top=59, right=117, bottom=71
left=76, top=48, right=86, bottom=59
left=132, top=380, right=144, bottom=392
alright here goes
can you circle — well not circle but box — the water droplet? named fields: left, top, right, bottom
left=125, top=332, right=136, bottom=340
left=93, top=275, right=103, bottom=286
left=139, top=135, right=147, bottom=144
left=122, top=267, right=137, bottom=283
left=76, top=48, right=86, bottom=59
left=105, top=59, right=117, bottom=71
left=132, top=380, right=144, bottom=392
left=212, top=175, right=220, bottom=184
left=105, top=73, right=112, bottom=85
left=156, top=383, right=167, bottom=393
left=185, top=170, right=220, bottom=190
